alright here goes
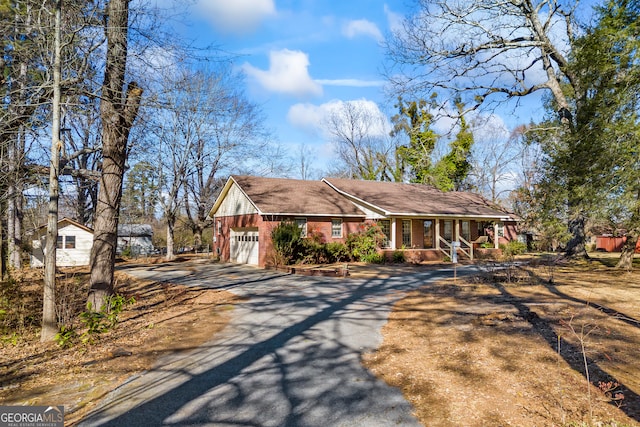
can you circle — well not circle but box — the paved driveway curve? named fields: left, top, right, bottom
left=79, top=261, right=472, bottom=426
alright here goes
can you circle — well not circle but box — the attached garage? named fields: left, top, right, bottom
left=230, top=228, right=259, bottom=265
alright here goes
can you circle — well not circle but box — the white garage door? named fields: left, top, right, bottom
left=230, top=229, right=259, bottom=265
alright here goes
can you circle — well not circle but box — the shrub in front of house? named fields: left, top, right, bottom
left=271, top=221, right=302, bottom=265
left=345, top=223, right=387, bottom=263
left=298, top=229, right=327, bottom=264
left=501, top=240, right=527, bottom=258
left=392, top=250, right=406, bottom=263
left=325, top=242, right=350, bottom=263
left=361, top=252, right=385, bottom=264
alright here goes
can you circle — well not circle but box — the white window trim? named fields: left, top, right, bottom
left=402, top=219, right=411, bottom=248
left=296, top=218, right=308, bottom=238
left=379, top=220, right=391, bottom=248
left=331, top=219, right=342, bottom=238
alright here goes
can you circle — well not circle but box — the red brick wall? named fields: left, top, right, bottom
left=498, top=221, right=519, bottom=245
left=216, top=215, right=365, bottom=267
left=214, top=214, right=519, bottom=267
left=213, top=213, right=262, bottom=264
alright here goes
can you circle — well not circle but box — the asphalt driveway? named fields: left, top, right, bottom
left=78, top=261, right=472, bottom=426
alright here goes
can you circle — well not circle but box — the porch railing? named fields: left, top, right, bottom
left=459, top=236, right=473, bottom=260
left=438, top=236, right=474, bottom=260
left=437, top=236, right=451, bottom=259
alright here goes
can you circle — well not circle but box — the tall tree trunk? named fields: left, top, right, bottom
left=7, top=182, right=20, bottom=270
left=7, top=127, right=24, bottom=270
left=193, top=228, right=202, bottom=248
left=617, top=197, right=640, bottom=270
left=88, top=0, right=142, bottom=310
left=564, top=212, right=589, bottom=259
left=616, top=232, right=638, bottom=270
left=166, top=214, right=175, bottom=261
left=0, top=216, right=5, bottom=280
left=41, top=0, right=63, bottom=342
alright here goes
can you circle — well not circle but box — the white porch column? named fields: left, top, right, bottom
left=455, top=219, right=460, bottom=242
left=435, top=218, right=440, bottom=250
left=391, top=217, right=397, bottom=249
left=494, top=222, right=499, bottom=248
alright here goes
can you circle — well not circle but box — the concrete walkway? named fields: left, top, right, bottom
left=78, top=261, right=470, bottom=426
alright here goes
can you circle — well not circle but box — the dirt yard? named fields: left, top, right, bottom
left=363, top=256, right=640, bottom=426
left=0, top=258, right=239, bottom=425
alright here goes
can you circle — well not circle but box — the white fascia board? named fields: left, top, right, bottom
left=260, top=213, right=366, bottom=218
left=388, top=213, right=515, bottom=221
left=206, top=176, right=262, bottom=219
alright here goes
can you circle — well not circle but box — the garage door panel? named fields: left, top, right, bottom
left=230, top=229, right=259, bottom=265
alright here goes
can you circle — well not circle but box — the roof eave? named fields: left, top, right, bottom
left=383, top=213, right=516, bottom=220
left=260, top=212, right=366, bottom=218
left=207, top=176, right=263, bottom=219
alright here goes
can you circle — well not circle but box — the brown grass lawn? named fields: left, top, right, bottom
left=1, top=254, right=639, bottom=427
left=0, top=258, right=239, bottom=425
left=363, top=255, right=640, bottom=427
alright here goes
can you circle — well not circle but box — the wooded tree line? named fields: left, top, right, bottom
left=0, top=0, right=276, bottom=340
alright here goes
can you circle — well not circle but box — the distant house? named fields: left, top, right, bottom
left=595, top=235, right=640, bottom=253
left=30, top=218, right=94, bottom=268
left=207, top=176, right=518, bottom=267
left=117, top=224, right=154, bottom=255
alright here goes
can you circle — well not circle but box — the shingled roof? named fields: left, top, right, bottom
left=230, top=175, right=366, bottom=217
left=323, top=178, right=514, bottom=219
left=117, top=224, right=153, bottom=237
left=210, top=175, right=516, bottom=221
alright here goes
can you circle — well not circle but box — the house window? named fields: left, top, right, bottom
left=497, top=223, right=505, bottom=238
left=217, top=220, right=222, bottom=235
left=378, top=220, right=391, bottom=248
left=423, top=220, right=434, bottom=249
left=461, top=221, right=470, bottom=241
left=56, top=235, right=75, bottom=249
left=402, top=220, right=411, bottom=247
left=331, top=219, right=342, bottom=238
left=443, top=220, right=453, bottom=241
left=296, top=218, right=307, bottom=237
left=65, top=235, right=76, bottom=249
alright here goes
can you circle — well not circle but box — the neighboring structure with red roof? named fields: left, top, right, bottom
left=208, top=175, right=518, bottom=267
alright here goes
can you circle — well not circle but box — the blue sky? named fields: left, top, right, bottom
left=168, top=0, right=411, bottom=174
left=170, top=0, right=547, bottom=178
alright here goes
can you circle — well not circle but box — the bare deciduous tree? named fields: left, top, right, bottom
left=88, top=0, right=143, bottom=310
left=148, top=65, right=272, bottom=257
left=324, top=101, right=394, bottom=181
left=469, top=124, right=523, bottom=203
left=386, top=0, right=592, bottom=257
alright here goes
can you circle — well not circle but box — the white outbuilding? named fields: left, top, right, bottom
left=30, top=218, right=94, bottom=268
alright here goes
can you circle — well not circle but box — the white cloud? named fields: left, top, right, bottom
left=243, top=49, right=323, bottom=98
left=343, top=19, right=383, bottom=41
left=470, top=113, right=510, bottom=142
left=384, top=4, right=404, bottom=34
left=287, top=99, right=390, bottom=137
left=195, top=0, right=275, bottom=34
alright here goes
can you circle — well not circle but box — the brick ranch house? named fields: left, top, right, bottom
left=208, top=175, right=519, bottom=267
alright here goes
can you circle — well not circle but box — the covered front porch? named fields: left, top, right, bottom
left=377, top=217, right=510, bottom=261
